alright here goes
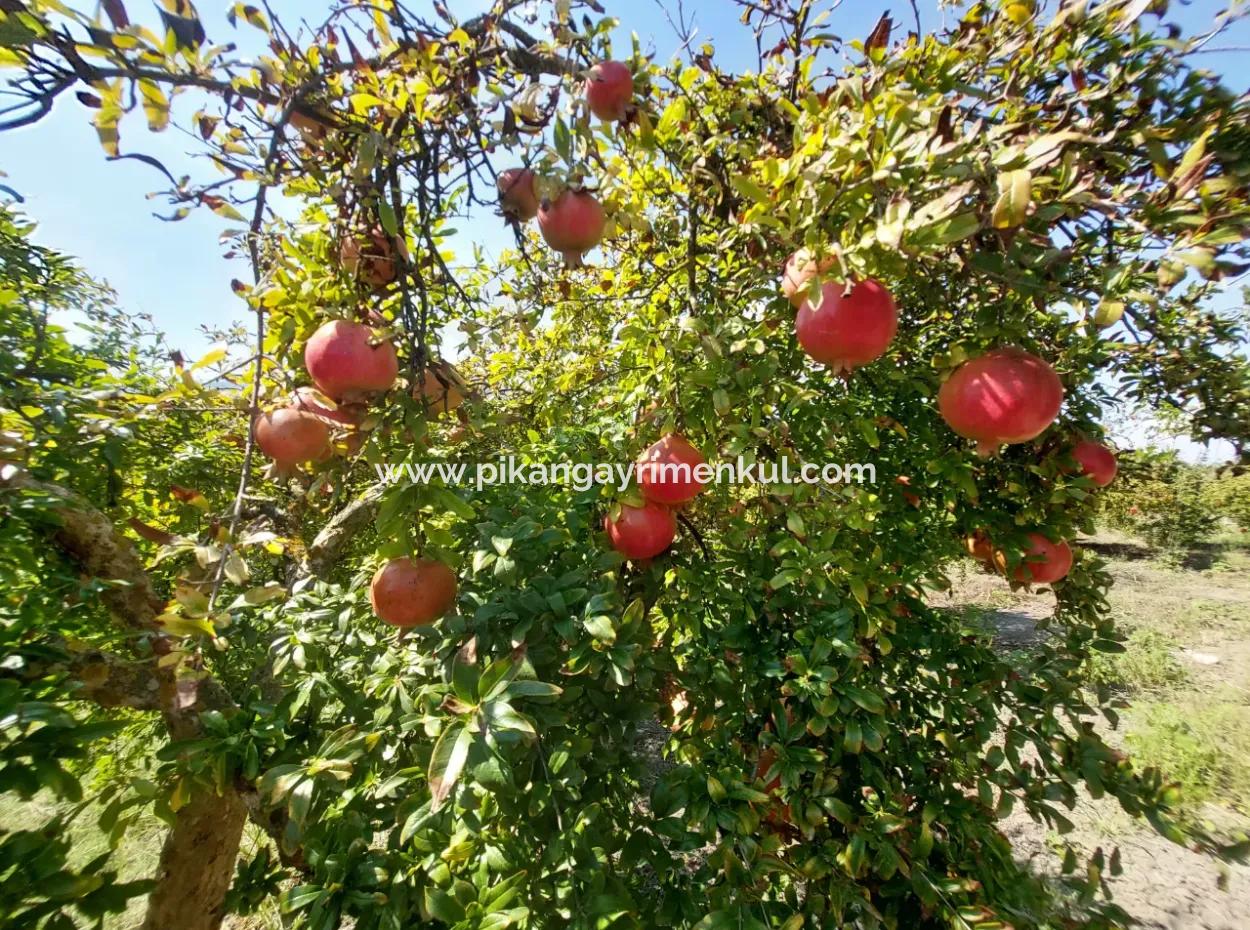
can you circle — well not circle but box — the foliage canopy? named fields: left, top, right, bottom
left=2, top=1, right=1250, bottom=929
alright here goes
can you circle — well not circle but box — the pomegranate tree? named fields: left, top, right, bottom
left=537, top=189, right=606, bottom=265
left=794, top=278, right=898, bottom=372
left=1069, top=439, right=1118, bottom=487
left=938, top=347, right=1064, bottom=456
left=370, top=557, right=458, bottom=627
left=497, top=168, right=539, bottom=221
left=585, top=60, right=634, bottom=122
left=304, top=320, right=399, bottom=401
left=604, top=501, right=677, bottom=560
left=255, top=406, right=330, bottom=465
left=1010, top=533, right=1074, bottom=585
left=637, top=434, right=707, bottom=505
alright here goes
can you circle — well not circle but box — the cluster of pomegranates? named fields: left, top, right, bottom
left=778, top=247, right=1124, bottom=586
left=255, top=319, right=399, bottom=470
left=963, top=436, right=1118, bottom=585
left=604, top=433, right=706, bottom=559
left=496, top=61, right=634, bottom=265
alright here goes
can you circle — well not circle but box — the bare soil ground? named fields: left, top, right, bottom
left=938, top=535, right=1250, bottom=930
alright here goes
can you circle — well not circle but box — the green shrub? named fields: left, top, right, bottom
left=1202, top=472, right=1250, bottom=532
left=1101, top=452, right=1218, bottom=552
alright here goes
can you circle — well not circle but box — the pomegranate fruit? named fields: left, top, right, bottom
left=964, top=532, right=994, bottom=563
left=538, top=189, right=606, bottom=265
left=292, top=386, right=365, bottom=427
left=585, top=60, right=634, bottom=122
left=340, top=227, right=406, bottom=290
left=604, top=501, right=677, bottom=560
left=637, top=434, right=707, bottom=505
left=1010, top=533, right=1073, bottom=585
left=937, top=347, right=1064, bottom=457
left=1069, top=439, right=1118, bottom=487
left=255, top=406, right=330, bottom=464
left=415, top=363, right=466, bottom=416
left=497, top=168, right=539, bottom=222
left=781, top=249, right=834, bottom=307
left=304, top=320, right=399, bottom=401
left=370, top=557, right=458, bottom=627
left=794, top=278, right=898, bottom=372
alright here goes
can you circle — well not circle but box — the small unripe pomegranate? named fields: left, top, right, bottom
left=795, top=278, right=898, bottom=372
left=497, top=168, right=539, bottom=222
left=604, top=501, right=677, bottom=560
left=585, top=60, right=634, bottom=122
left=637, top=434, right=707, bottom=505
left=255, top=406, right=330, bottom=464
left=538, top=189, right=606, bottom=265
left=938, top=347, right=1064, bottom=457
left=340, top=227, right=407, bottom=290
left=781, top=249, right=834, bottom=307
left=292, top=387, right=366, bottom=427
left=304, top=320, right=399, bottom=401
left=1069, top=440, right=1118, bottom=487
left=1011, top=533, right=1073, bottom=585
left=370, top=557, right=458, bottom=627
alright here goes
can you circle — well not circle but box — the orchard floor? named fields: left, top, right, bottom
left=935, top=530, right=1250, bottom=930
left=5, top=532, right=1249, bottom=930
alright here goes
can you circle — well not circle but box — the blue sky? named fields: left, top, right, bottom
left=3, top=1, right=1246, bottom=459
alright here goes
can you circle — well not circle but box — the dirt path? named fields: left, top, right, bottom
left=939, top=546, right=1250, bottom=930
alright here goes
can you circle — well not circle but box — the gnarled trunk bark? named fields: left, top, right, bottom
left=140, top=787, right=248, bottom=930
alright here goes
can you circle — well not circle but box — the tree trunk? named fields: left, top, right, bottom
left=141, top=786, right=247, bottom=930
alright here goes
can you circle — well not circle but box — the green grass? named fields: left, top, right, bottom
left=1125, top=697, right=1250, bottom=813
left=1088, top=628, right=1189, bottom=693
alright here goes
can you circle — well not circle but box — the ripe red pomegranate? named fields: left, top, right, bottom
left=340, top=227, right=405, bottom=290
left=1010, top=533, right=1073, bottom=585
left=370, top=557, right=458, bottom=627
left=781, top=249, right=834, bottom=307
left=637, top=434, right=707, bottom=505
left=604, top=501, right=677, bottom=560
left=292, top=386, right=365, bottom=427
left=255, top=406, right=330, bottom=464
left=585, top=60, right=634, bottom=122
left=1069, top=439, right=1118, bottom=487
left=795, top=278, right=898, bottom=372
left=538, top=189, right=606, bottom=265
left=938, top=347, right=1064, bottom=457
left=497, top=168, right=539, bottom=222
left=755, top=747, right=794, bottom=828
left=304, top=320, right=399, bottom=401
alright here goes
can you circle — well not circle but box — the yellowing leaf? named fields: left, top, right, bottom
left=190, top=347, right=227, bottom=371
left=991, top=169, right=1032, bottom=229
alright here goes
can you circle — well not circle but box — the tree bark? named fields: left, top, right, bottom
left=140, top=787, right=248, bottom=930
left=1, top=465, right=252, bottom=930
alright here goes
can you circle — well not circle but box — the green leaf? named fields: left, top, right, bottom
left=729, top=175, right=769, bottom=205
left=452, top=637, right=479, bottom=703
left=378, top=200, right=399, bottom=237
left=842, top=684, right=885, bottom=714
left=429, top=722, right=473, bottom=810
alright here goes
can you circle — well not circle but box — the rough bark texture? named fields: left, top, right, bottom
left=139, top=787, right=248, bottom=930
